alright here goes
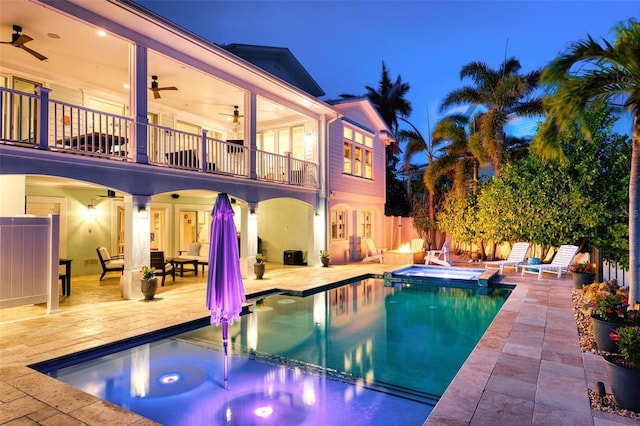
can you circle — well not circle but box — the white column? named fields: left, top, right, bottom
left=240, top=202, right=258, bottom=278
left=120, top=194, right=151, bottom=300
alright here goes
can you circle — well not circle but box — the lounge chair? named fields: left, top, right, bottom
left=150, top=251, right=175, bottom=286
left=411, top=238, right=425, bottom=252
left=484, top=242, right=530, bottom=274
left=521, top=244, right=579, bottom=279
left=362, top=238, right=384, bottom=263
left=425, top=240, right=451, bottom=266
left=96, top=247, right=124, bottom=280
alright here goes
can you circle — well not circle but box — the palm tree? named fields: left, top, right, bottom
left=365, top=61, right=413, bottom=216
left=429, top=113, right=486, bottom=197
left=400, top=118, right=448, bottom=249
left=533, top=19, right=639, bottom=305
left=440, top=57, right=543, bottom=175
left=366, top=61, right=413, bottom=136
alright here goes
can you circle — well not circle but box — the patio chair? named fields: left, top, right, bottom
left=425, top=240, right=451, bottom=266
left=484, top=242, right=530, bottom=274
left=150, top=251, right=175, bottom=286
left=362, top=239, right=384, bottom=263
left=521, top=244, right=579, bottom=279
left=96, top=247, right=124, bottom=280
left=411, top=238, right=425, bottom=252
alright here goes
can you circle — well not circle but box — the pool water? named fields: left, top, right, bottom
left=46, top=278, right=510, bottom=425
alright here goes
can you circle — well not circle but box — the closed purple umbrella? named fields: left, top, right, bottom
left=206, top=193, right=245, bottom=389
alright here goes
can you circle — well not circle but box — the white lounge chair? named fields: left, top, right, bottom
left=362, top=238, right=384, bottom=263
left=425, top=240, right=451, bottom=266
left=411, top=238, right=425, bottom=251
left=484, top=242, right=530, bottom=274
left=521, top=244, right=579, bottom=279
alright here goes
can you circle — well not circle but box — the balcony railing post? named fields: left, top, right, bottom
left=36, top=87, right=51, bottom=149
left=286, top=152, right=292, bottom=184
left=201, top=129, right=207, bottom=173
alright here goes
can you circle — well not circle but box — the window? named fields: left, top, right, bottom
left=365, top=150, right=372, bottom=178
left=331, top=209, right=347, bottom=240
left=361, top=211, right=372, bottom=238
left=343, top=142, right=352, bottom=174
left=343, top=125, right=373, bottom=179
left=355, top=146, right=362, bottom=175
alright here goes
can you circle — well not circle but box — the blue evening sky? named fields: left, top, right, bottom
left=137, top=0, right=638, bottom=140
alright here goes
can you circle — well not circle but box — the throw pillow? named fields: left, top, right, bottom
left=187, top=242, right=201, bottom=256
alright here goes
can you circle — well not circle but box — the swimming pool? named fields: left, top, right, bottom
left=38, top=277, right=510, bottom=425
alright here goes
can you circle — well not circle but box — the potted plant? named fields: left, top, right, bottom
left=254, top=253, right=266, bottom=279
left=320, top=250, right=330, bottom=267
left=582, top=281, right=630, bottom=353
left=568, top=261, right=596, bottom=289
left=604, top=324, right=640, bottom=412
left=140, top=266, right=158, bottom=300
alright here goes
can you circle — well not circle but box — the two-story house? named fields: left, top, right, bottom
left=0, top=0, right=394, bottom=304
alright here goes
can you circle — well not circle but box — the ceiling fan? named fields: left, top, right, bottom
left=219, top=105, right=244, bottom=124
left=1, top=25, right=47, bottom=61
left=149, top=75, right=178, bottom=99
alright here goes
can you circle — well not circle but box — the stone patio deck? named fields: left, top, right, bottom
left=0, top=260, right=635, bottom=425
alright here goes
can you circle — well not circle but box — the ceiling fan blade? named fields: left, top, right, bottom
left=20, top=45, right=47, bottom=61
left=153, top=90, right=161, bottom=100
left=156, top=87, right=178, bottom=91
left=13, top=34, right=33, bottom=46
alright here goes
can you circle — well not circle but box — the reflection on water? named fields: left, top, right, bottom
left=185, top=278, right=509, bottom=397
left=50, top=278, right=509, bottom=425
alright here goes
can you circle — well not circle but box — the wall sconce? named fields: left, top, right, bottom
left=138, top=206, right=148, bottom=219
left=249, top=208, right=256, bottom=215
left=87, top=204, right=97, bottom=217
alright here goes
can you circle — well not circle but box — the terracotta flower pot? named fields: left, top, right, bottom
left=604, top=355, right=640, bottom=412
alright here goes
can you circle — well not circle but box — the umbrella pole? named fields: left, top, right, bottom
left=222, top=318, right=229, bottom=390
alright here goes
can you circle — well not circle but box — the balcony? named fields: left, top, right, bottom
left=0, top=86, right=318, bottom=189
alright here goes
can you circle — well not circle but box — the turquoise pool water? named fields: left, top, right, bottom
left=44, top=277, right=510, bottom=425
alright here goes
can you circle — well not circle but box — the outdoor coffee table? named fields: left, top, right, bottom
left=170, top=258, right=198, bottom=277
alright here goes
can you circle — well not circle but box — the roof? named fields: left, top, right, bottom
left=222, top=43, right=325, bottom=97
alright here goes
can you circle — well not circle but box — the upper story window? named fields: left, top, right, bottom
left=343, top=126, right=373, bottom=179
left=257, top=124, right=306, bottom=159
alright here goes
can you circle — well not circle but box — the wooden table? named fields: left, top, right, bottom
left=170, top=258, right=198, bottom=277
left=59, top=258, right=72, bottom=296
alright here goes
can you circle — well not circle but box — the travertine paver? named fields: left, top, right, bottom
left=0, top=260, right=635, bottom=424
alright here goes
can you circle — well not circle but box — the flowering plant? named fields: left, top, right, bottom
left=609, top=325, right=640, bottom=370
left=568, top=261, right=596, bottom=275
left=593, top=293, right=628, bottom=322
left=141, top=266, right=155, bottom=279
left=255, top=253, right=266, bottom=264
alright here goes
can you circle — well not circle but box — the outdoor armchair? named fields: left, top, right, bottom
left=96, top=247, right=124, bottom=280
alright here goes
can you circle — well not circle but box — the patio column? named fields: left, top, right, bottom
left=120, top=194, right=151, bottom=300
left=130, top=43, right=149, bottom=164
left=239, top=202, right=258, bottom=278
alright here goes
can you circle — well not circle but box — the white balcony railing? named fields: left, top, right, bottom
left=0, top=87, right=38, bottom=144
left=0, top=86, right=318, bottom=188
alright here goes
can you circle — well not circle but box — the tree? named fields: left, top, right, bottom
left=430, top=114, right=486, bottom=197
left=440, top=57, right=543, bottom=175
left=400, top=117, right=448, bottom=249
left=365, top=61, right=413, bottom=216
left=533, top=19, right=639, bottom=305
left=366, top=61, right=412, bottom=136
